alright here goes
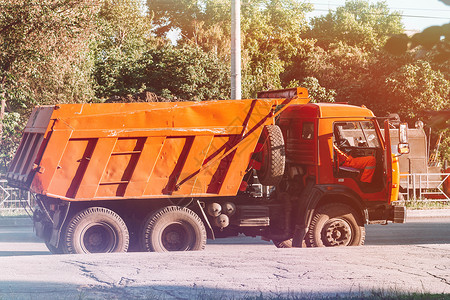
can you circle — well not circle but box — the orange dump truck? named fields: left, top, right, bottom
left=7, top=87, right=408, bottom=254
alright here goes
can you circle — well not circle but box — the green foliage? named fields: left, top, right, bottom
left=296, top=77, right=336, bottom=103
left=0, top=73, right=35, bottom=115
left=0, top=0, right=99, bottom=168
left=383, top=61, right=450, bottom=122
left=92, top=0, right=160, bottom=99
left=135, top=44, right=230, bottom=101
left=439, top=131, right=450, bottom=163
left=304, top=42, right=372, bottom=103
left=307, top=0, right=404, bottom=51
left=0, top=0, right=99, bottom=106
left=240, top=0, right=313, bottom=97
left=148, top=0, right=313, bottom=98
left=0, top=112, right=23, bottom=172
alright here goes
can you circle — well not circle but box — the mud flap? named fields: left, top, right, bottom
left=292, top=178, right=324, bottom=247
left=47, top=203, right=71, bottom=248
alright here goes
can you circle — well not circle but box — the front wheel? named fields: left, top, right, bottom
left=142, top=206, right=206, bottom=252
left=63, top=207, right=129, bottom=254
left=306, top=203, right=365, bottom=247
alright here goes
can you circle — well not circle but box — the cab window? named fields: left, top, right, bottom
left=334, top=121, right=380, bottom=148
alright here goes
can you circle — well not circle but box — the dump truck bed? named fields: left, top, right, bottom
left=7, top=96, right=302, bottom=201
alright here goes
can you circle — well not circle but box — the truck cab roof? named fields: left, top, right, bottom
left=281, top=103, right=375, bottom=120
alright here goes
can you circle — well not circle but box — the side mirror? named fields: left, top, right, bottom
left=398, top=143, right=410, bottom=154
left=398, top=123, right=410, bottom=155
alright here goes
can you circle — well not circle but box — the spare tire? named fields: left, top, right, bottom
left=256, top=125, right=285, bottom=186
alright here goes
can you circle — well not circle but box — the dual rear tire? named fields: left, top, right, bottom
left=63, top=207, right=129, bottom=254
left=141, top=206, right=206, bottom=252
left=58, top=206, right=206, bottom=254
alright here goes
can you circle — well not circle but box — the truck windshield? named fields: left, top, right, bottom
left=334, top=121, right=380, bottom=148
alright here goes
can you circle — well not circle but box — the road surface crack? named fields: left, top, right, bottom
left=275, top=266, right=289, bottom=273
left=64, top=260, right=112, bottom=287
left=299, top=271, right=311, bottom=278
left=426, top=272, right=450, bottom=286
left=359, top=262, right=424, bottom=278
left=117, top=276, right=136, bottom=286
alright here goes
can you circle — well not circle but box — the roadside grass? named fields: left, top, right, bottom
left=191, top=289, right=450, bottom=300
left=403, top=200, right=450, bottom=210
left=82, top=291, right=450, bottom=300
left=3, top=291, right=450, bottom=300
left=0, top=209, right=31, bottom=217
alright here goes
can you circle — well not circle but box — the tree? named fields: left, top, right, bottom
left=307, top=0, right=403, bottom=51
left=134, top=44, right=230, bottom=101
left=297, top=77, right=336, bottom=103
left=147, top=0, right=313, bottom=98
left=383, top=60, right=450, bottom=122
left=0, top=0, right=99, bottom=118
left=0, top=0, right=99, bottom=170
left=303, top=42, right=373, bottom=103
left=92, top=0, right=161, bottom=100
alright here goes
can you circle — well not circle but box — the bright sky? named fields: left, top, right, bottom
left=306, top=0, right=450, bottom=32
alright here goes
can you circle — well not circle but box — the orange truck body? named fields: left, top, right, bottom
left=8, top=91, right=307, bottom=200
left=7, top=87, right=406, bottom=254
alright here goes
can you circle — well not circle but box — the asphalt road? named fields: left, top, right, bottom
left=0, top=215, right=449, bottom=299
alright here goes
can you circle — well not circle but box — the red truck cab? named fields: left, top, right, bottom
left=274, top=102, right=405, bottom=247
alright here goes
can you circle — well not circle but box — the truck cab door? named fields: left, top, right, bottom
left=383, top=120, right=393, bottom=201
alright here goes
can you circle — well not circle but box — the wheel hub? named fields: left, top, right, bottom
left=165, top=231, right=181, bottom=244
left=88, top=231, right=103, bottom=246
left=162, top=223, right=188, bottom=251
left=323, top=219, right=352, bottom=246
left=82, top=223, right=116, bottom=253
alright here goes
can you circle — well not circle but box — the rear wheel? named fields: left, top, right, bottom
left=63, top=207, right=129, bottom=254
left=306, top=203, right=365, bottom=247
left=142, top=206, right=206, bottom=252
left=45, top=241, right=64, bottom=254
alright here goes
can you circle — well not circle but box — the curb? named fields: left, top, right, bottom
left=0, top=217, right=33, bottom=227
left=407, top=209, right=450, bottom=218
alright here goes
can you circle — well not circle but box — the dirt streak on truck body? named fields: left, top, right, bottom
left=7, top=87, right=408, bottom=254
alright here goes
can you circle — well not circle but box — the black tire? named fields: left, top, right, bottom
left=272, top=239, right=293, bottom=248
left=45, top=241, right=64, bottom=254
left=272, top=238, right=307, bottom=248
left=306, top=203, right=365, bottom=247
left=142, top=206, right=206, bottom=252
left=63, top=207, right=129, bottom=254
left=256, top=125, right=285, bottom=186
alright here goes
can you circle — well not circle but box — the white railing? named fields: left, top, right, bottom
left=398, top=173, right=450, bottom=202
left=0, top=178, right=32, bottom=213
